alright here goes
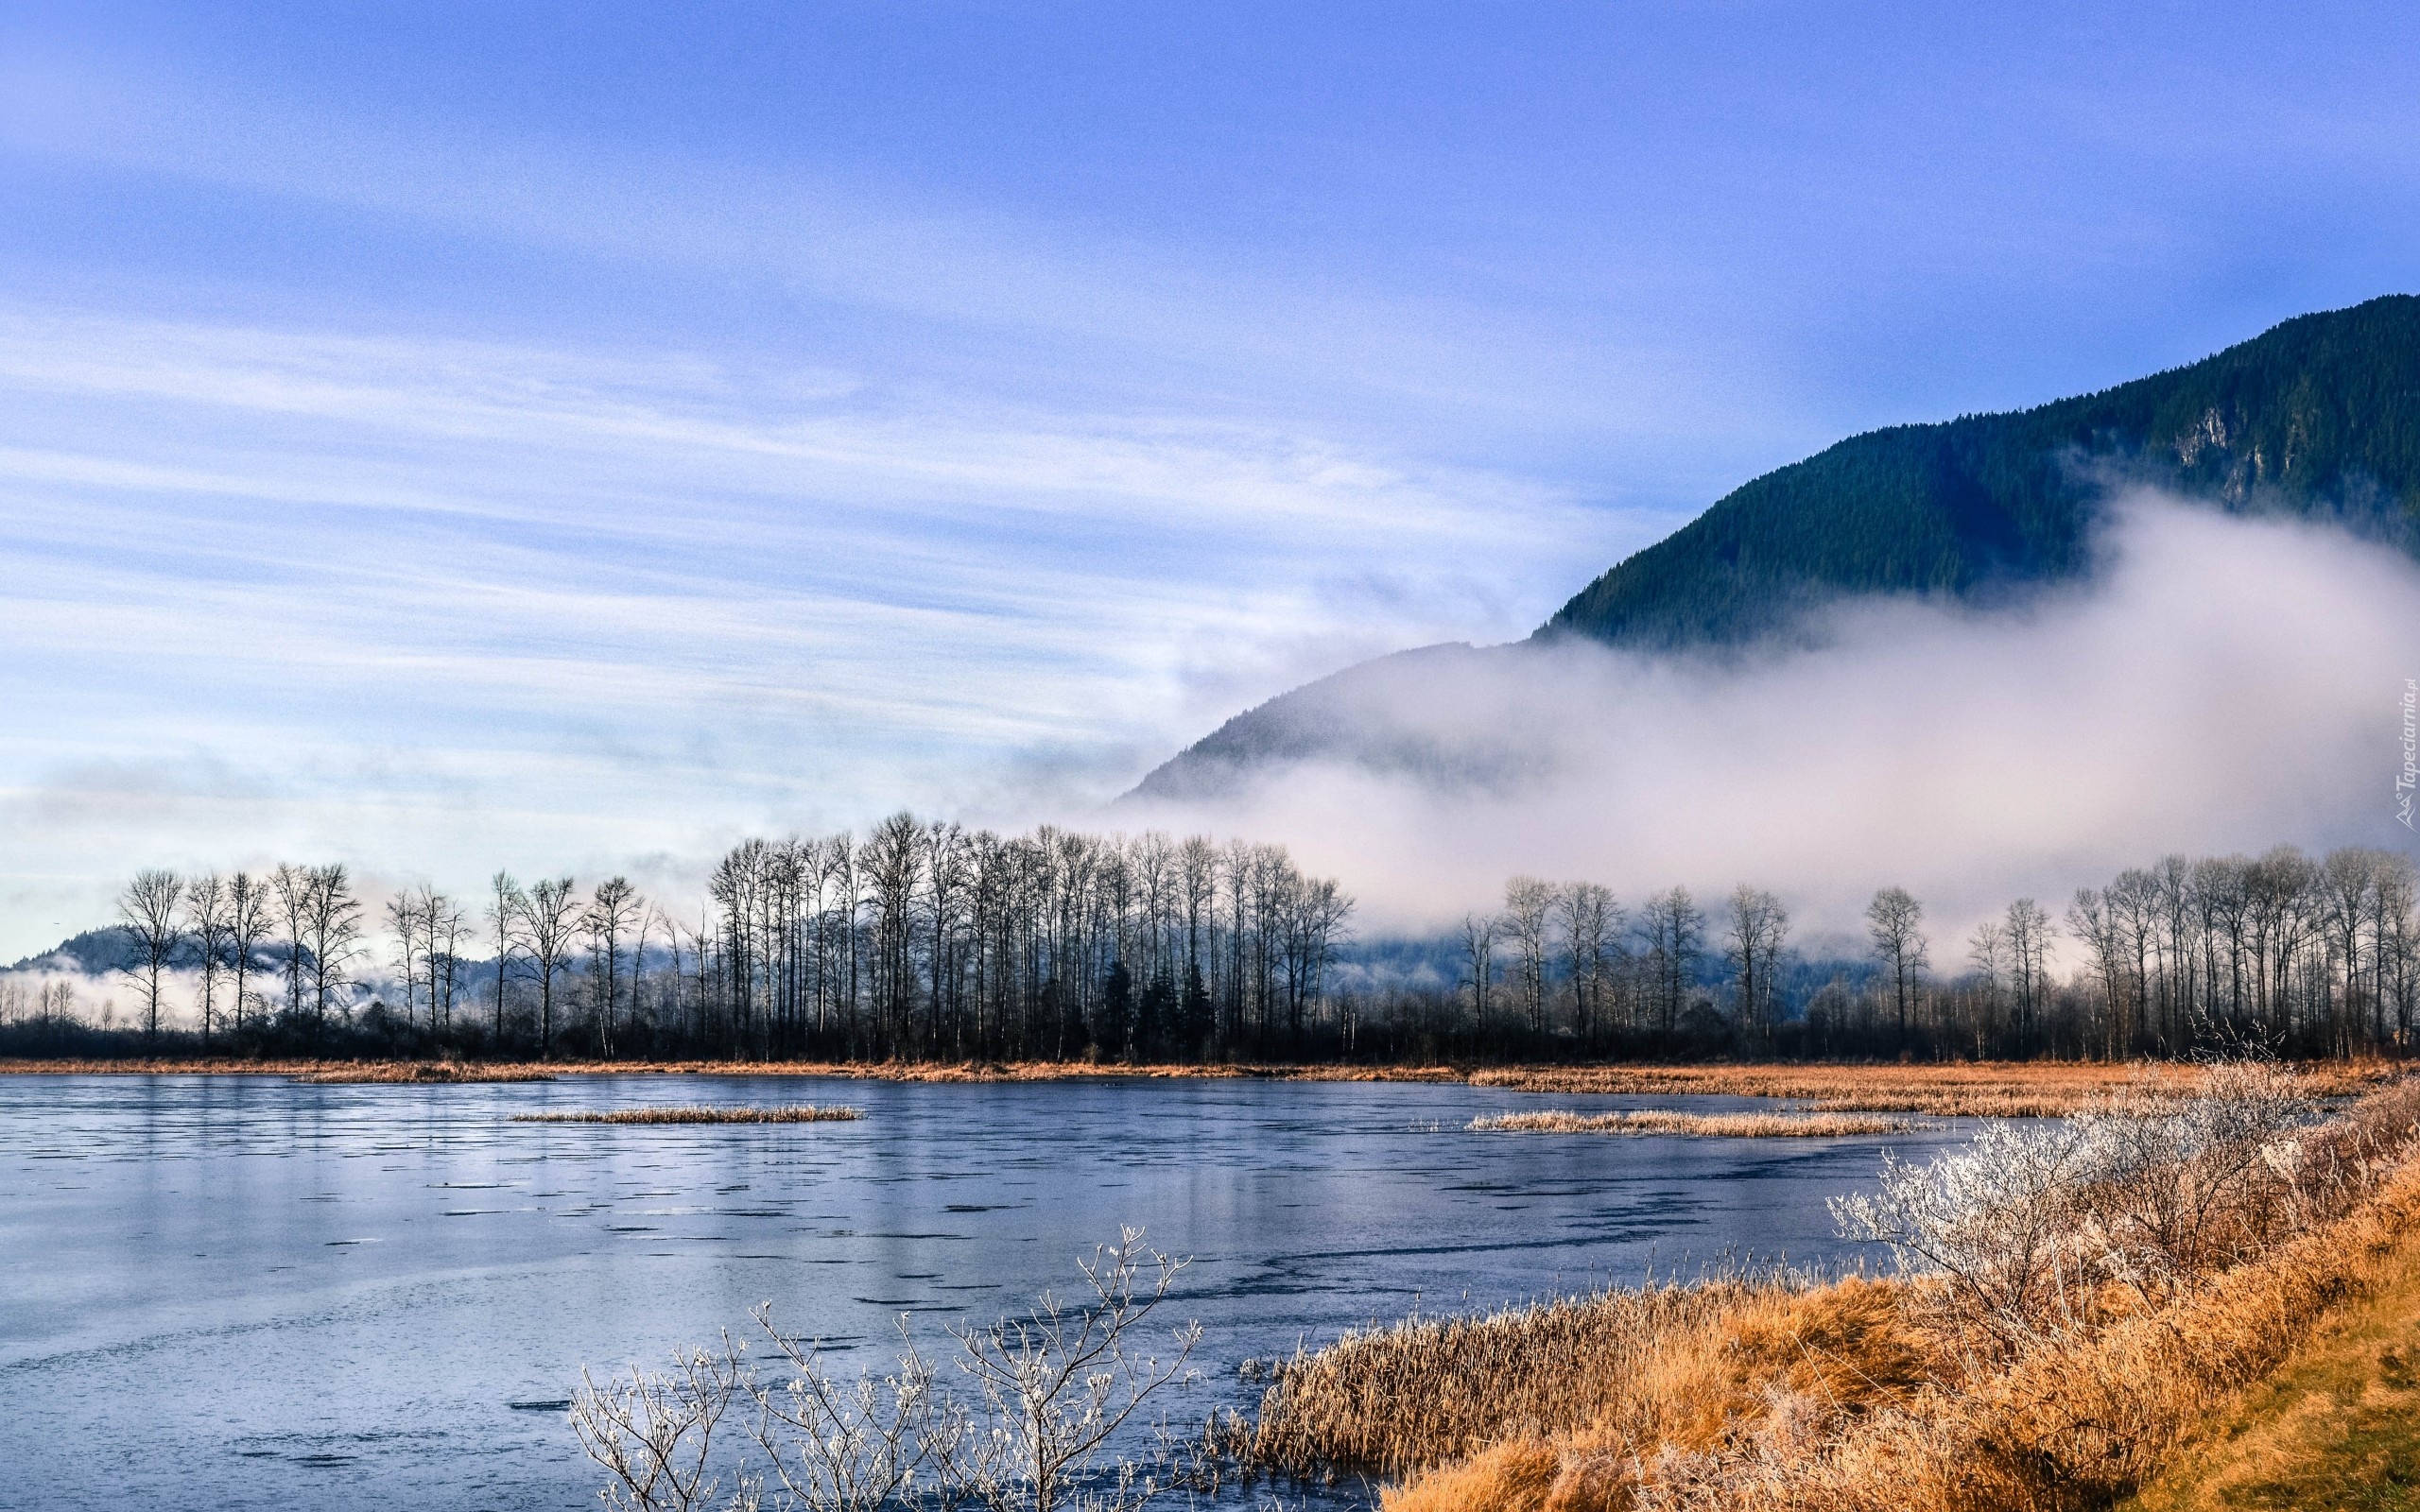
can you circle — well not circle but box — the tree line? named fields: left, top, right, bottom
left=6, top=833, right=2413, bottom=1064
left=1440, top=846, right=2415, bottom=1061
left=24, top=817, right=1357, bottom=1063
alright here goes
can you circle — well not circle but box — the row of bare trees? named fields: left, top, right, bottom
left=68, top=818, right=1357, bottom=1062
left=1816, top=847, right=2417, bottom=1059
left=694, top=816, right=1355, bottom=1062
left=111, top=865, right=363, bottom=1047
left=42, top=839, right=2419, bottom=1063
left=1439, top=846, right=2418, bottom=1061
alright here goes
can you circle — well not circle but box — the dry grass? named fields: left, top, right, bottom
left=1470, top=1061, right=2399, bottom=1117
left=1248, top=1278, right=1937, bottom=1482
left=509, top=1105, right=863, bottom=1125
left=2120, top=1211, right=2420, bottom=1511
left=0, top=1056, right=563, bottom=1079
left=296, top=1062, right=555, bottom=1083
left=1470, top=1109, right=1918, bottom=1138
left=1704, top=1132, right=2420, bottom=1512
left=1246, top=1072, right=2420, bottom=1512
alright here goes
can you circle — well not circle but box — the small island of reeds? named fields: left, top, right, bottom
left=298, top=1062, right=557, bottom=1084
left=1469, top=1108, right=1917, bottom=1137
left=509, top=1105, right=862, bottom=1125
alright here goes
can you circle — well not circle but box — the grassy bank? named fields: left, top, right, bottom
left=2121, top=1216, right=2420, bottom=1511
left=1247, top=1068, right=2420, bottom=1511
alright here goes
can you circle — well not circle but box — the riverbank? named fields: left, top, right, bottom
left=2, top=1056, right=2396, bottom=1113
left=2121, top=1208, right=2420, bottom=1510
left=1246, top=1067, right=2420, bottom=1512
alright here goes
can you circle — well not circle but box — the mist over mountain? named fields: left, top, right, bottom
left=1135, top=296, right=2420, bottom=803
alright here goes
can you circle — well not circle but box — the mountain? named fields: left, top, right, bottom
left=6, top=927, right=140, bottom=976
left=1132, top=295, right=2420, bottom=799
left=1547, top=294, right=2420, bottom=648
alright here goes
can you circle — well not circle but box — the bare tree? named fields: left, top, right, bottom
left=526, top=876, right=582, bottom=1057
left=387, top=888, right=424, bottom=1030
left=1501, top=877, right=1553, bottom=1039
left=2067, top=887, right=2127, bottom=1058
left=1966, top=918, right=2007, bottom=1054
left=1639, top=886, right=1703, bottom=1033
left=1557, top=883, right=1618, bottom=1044
left=1459, top=912, right=1497, bottom=1040
left=2005, top=897, right=2054, bottom=1050
left=226, top=870, right=269, bottom=1031
left=270, top=862, right=311, bottom=1022
left=1864, top=885, right=1928, bottom=1044
left=1725, top=885, right=1789, bottom=1045
left=116, top=869, right=184, bottom=1046
left=430, top=892, right=468, bottom=1030
left=300, top=865, right=364, bottom=1031
left=584, top=876, right=644, bottom=1057
left=188, top=872, right=231, bottom=1049
left=489, top=870, right=528, bottom=1046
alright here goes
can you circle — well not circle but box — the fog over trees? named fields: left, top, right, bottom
left=3, top=827, right=2414, bottom=1065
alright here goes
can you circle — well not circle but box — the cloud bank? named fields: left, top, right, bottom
left=1121, top=498, right=2420, bottom=943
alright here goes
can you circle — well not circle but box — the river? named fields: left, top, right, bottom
left=0, top=1073, right=1973, bottom=1510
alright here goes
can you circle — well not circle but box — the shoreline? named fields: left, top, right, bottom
left=1, top=1056, right=2398, bottom=1114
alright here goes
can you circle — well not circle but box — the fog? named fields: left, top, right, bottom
left=10, top=496, right=2416, bottom=992
left=1122, top=496, right=2420, bottom=945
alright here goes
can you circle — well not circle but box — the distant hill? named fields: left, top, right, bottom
left=6, top=928, right=292, bottom=980
left=1546, top=294, right=2420, bottom=648
left=6, top=927, right=139, bottom=976
left=1133, top=296, right=2420, bottom=799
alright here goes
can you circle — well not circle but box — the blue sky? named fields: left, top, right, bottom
left=4, top=1, right=2418, bottom=952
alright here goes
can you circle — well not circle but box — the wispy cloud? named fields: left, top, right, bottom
left=0, top=304, right=1645, bottom=954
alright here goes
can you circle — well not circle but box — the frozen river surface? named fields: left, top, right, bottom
left=0, top=1074, right=1969, bottom=1510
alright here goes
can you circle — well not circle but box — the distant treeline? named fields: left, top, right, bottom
left=3, top=828, right=2414, bottom=1064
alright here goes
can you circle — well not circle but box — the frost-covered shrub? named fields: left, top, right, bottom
left=1831, top=1063, right=2315, bottom=1347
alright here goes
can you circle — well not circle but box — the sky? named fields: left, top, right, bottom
left=5, top=2, right=2420, bottom=956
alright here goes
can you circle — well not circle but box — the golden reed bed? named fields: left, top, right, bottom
left=1470, top=1108, right=1917, bottom=1137
left=1471, top=1060, right=2398, bottom=1116
left=509, top=1105, right=862, bottom=1125
left=1250, top=1071, right=2420, bottom=1512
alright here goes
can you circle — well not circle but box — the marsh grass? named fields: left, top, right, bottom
left=2120, top=1204, right=2420, bottom=1511
left=1252, top=1068, right=2420, bottom=1512
left=1469, top=1109, right=1918, bottom=1137
left=1471, top=1060, right=2399, bottom=1117
left=510, top=1105, right=862, bottom=1125
left=299, top=1062, right=555, bottom=1083
left=1243, top=1277, right=1903, bottom=1480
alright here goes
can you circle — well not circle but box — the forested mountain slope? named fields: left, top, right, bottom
left=1546, top=294, right=2420, bottom=646
left=1132, top=296, right=2420, bottom=800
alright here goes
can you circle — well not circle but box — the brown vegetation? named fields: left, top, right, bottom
left=1244, top=1279, right=1932, bottom=1481
left=297, top=1061, right=555, bottom=1083
left=510, top=1105, right=861, bottom=1124
left=1245, top=1068, right=2420, bottom=1512
left=10, top=1054, right=2389, bottom=1104
left=1469, top=1060, right=2399, bottom=1116
left=2121, top=1193, right=2420, bottom=1510
left=1471, top=1109, right=1918, bottom=1137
